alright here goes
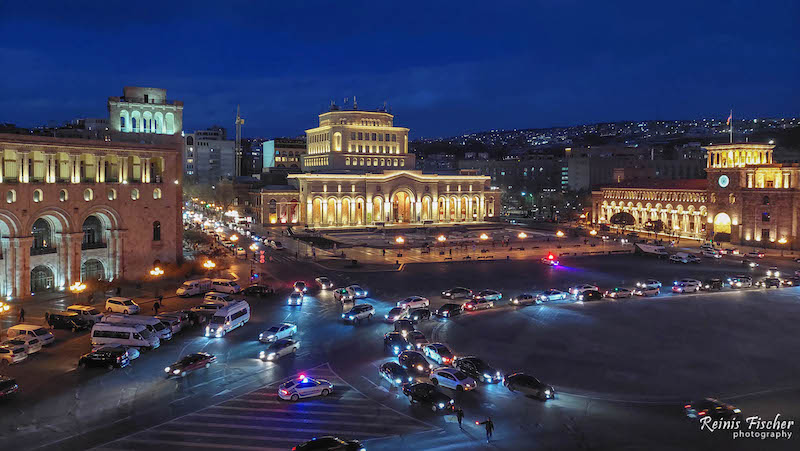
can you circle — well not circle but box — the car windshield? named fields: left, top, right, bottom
left=453, top=370, right=469, bottom=379
left=32, top=328, right=48, bottom=336
left=210, top=316, right=225, bottom=325
left=123, top=300, right=135, bottom=306
left=153, top=322, right=167, bottom=331
left=267, top=326, right=279, bottom=333
left=87, top=308, right=100, bottom=315
left=140, top=329, right=154, bottom=339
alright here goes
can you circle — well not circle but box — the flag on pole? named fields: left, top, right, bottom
left=726, top=111, right=732, bottom=126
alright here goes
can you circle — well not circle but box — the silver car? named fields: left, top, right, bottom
left=260, top=338, right=300, bottom=361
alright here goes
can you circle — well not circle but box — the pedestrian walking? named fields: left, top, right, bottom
left=153, top=300, right=160, bottom=315
left=45, top=311, right=50, bottom=326
left=116, top=286, right=122, bottom=296
left=18, top=307, right=25, bottom=323
left=477, top=417, right=494, bottom=442
left=456, top=407, right=464, bottom=428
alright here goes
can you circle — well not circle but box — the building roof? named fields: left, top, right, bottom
left=600, top=178, right=708, bottom=190
left=0, top=132, right=180, bottom=153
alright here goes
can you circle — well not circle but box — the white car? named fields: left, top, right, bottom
left=385, top=307, right=407, bottom=322
left=675, top=278, right=702, bottom=286
left=701, top=249, right=722, bottom=259
left=3, top=337, right=42, bottom=355
left=672, top=282, right=700, bottom=293
left=537, top=289, right=568, bottom=302
left=604, top=288, right=632, bottom=299
left=315, top=277, right=334, bottom=290
left=260, top=338, right=300, bottom=361
left=287, top=292, right=304, bottom=306
left=334, top=285, right=368, bottom=302
left=0, top=343, right=27, bottom=365
left=259, top=323, right=297, bottom=343
left=569, top=284, right=599, bottom=296
left=278, top=375, right=333, bottom=401
left=342, top=304, right=375, bottom=324
left=423, top=343, right=456, bottom=365
left=397, top=296, right=429, bottom=309
left=235, top=247, right=246, bottom=257
left=766, top=267, right=781, bottom=278
left=635, top=279, right=662, bottom=289
left=105, top=297, right=140, bottom=314
left=633, top=284, right=660, bottom=296
left=430, top=367, right=477, bottom=392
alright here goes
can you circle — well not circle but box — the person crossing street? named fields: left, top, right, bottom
left=478, top=417, right=494, bottom=442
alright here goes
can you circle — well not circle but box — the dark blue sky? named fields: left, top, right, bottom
left=1, top=1, right=797, bottom=138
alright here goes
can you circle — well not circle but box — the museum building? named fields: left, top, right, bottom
left=591, top=143, right=800, bottom=249
left=253, top=108, right=498, bottom=228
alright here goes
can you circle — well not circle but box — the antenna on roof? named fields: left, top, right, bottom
left=343, top=97, right=349, bottom=106
left=353, top=95, right=358, bottom=110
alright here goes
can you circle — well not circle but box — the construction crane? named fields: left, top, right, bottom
left=235, top=105, right=245, bottom=177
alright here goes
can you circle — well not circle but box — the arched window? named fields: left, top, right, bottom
left=82, top=216, right=104, bottom=248
left=131, top=117, right=137, bottom=131
left=32, top=218, right=52, bottom=250
left=83, top=188, right=93, bottom=201
left=131, top=188, right=140, bottom=200
left=152, top=221, right=161, bottom=241
left=153, top=188, right=162, bottom=199
left=59, top=189, right=68, bottom=202
left=107, top=188, right=117, bottom=200
left=186, top=136, right=194, bottom=145
left=762, top=196, right=770, bottom=205
left=6, top=189, right=16, bottom=204
left=120, top=116, right=126, bottom=129
left=33, top=189, right=43, bottom=203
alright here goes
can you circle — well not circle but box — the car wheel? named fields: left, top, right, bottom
left=123, top=310, right=129, bottom=314
left=321, top=389, right=330, bottom=396
left=431, top=405, right=438, bottom=412
left=78, top=361, right=86, bottom=369
left=431, top=378, right=439, bottom=386
left=107, top=307, right=113, bottom=312
left=290, top=394, right=299, bottom=402
left=292, top=348, right=297, bottom=354
left=180, top=371, right=187, bottom=377
left=456, top=385, right=464, bottom=392
left=368, top=314, right=373, bottom=321
left=108, top=363, right=115, bottom=370
left=205, top=363, right=210, bottom=369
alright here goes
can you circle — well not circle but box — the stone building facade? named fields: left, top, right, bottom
left=0, top=134, right=182, bottom=299
left=108, top=87, right=183, bottom=136
left=592, top=143, right=800, bottom=249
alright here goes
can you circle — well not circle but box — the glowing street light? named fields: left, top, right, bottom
left=517, top=232, right=528, bottom=239
left=589, top=229, right=597, bottom=236
left=778, top=237, right=787, bottom=244
left=69, top=282, right=86, bottom=294
left=203, top=260, right=216, bottom=270
left=395, top=236, right=405, bottom=244
left=480, top=233, right=489, bottom=240
left=230, top=235, right=239, bottom=242
left=249, top=243, right=259, bottom=251
left=555, top=230, right=565, bottom=238
left=149, top=267, right=164, bottom=277
left=437, top=235, right=447, bottom=243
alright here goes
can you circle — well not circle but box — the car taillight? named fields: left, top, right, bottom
left=280, top=389, right=289, bottom=395
left=117, top=356, right=121, bottom=362
left=684, top=404, right=691, bottom=409
left=698, top=411, right=706, bottom=416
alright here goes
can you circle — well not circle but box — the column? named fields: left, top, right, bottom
left=17, top=237, right=33, bottom=299
left=480, top=194, right=485, bottom=221
left=306, top=199, right=313, bottom=226
left=322, top=200, right=328, bottom=227
left=350, top=201, right=356, bottom=226
left=445, top=197, right=450, bottom=222
left=335, top=199, right=342, bottom=226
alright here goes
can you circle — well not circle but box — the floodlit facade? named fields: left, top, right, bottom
left=0, top=134, right=183, bottom=299
left=592, top=143, right=800, bottom=249
left=254, top=108, right=498, bottom=227
left=108, top=87, right=183, bottom=135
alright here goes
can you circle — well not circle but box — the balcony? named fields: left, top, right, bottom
left=31, top=247, right=57, bottom=256
left=81, top=241, right=107, bottom=250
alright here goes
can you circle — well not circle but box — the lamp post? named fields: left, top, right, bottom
left=395, top=236, right=405, bottom=245
left=556, top=230, right=565, bottom=238
left=69, top=281, right=86, bottom=303
left=150, top=266, right=164, bottom=298
left=778, top=237, right=787, bottom=257
left=673, top=225, right=681, bottom=244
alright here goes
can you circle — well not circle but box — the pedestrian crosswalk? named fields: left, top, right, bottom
left=95, top=363, right=433, bottom=451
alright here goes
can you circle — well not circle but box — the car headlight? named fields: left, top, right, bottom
left=173, top=369, right=180, bottom=374
left=259, top=333, right=263, bottom=339
left=384, top=314, right=389, bottom=319
left=349, top=315, right=354, bottom=320
left=164, top=367, right=171, bottom=373
left=267, top=353, right=276, bottom=360
left=341, top=314, right=346, bottom=318
left=416, top=365, right=423, bottom=371
left=395, top=378, right=402, bottom=384
left=484, top=373, right=492, bottom=380
left=259, top=351, right=265, bottom=358
left=268, top=335, right=275, bottom=340
left=438, top=403, right=445, bottom=409
left=443, top=311, right=449, bottom=316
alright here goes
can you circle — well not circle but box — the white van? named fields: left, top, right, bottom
left=176, top=278, right=212, bottom=297
left=105, top=297, right=140, bottom=314
left=156, top=315, right=183, bottom=334
left=102, top=314, right=172, bottom=341
left=205, top=300, right=250, bottom=338
left=91, top=323, right=160, bottom=349
left=66, top=305, right=104, bottom=324
left=7, top=324, right=55, bottom=346
left=210, top=279, right=241, bottom=294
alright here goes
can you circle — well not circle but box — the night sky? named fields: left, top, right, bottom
left=1, top=1, right=797, bottom=138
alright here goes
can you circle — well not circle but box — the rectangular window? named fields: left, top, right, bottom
left=358, top=132, right=363, bottom=140
left=378, top=134, right=383, bottom=141
left=761, top=229, right=770, bottom=241
left=385, top=133, right=390, bottom=141
left=351, top=132, right=356, bottom=140
left=392, top=134, right=397, bottom=142
left=371, top=133, right=377, bottom=141
left=762, top=212, right=770, bottom=222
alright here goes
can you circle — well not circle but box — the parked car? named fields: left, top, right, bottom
left=454, top=356, right=503, bottom=384
left=176, top=278, right=212, bottom=297
left=66, top=305, right=104, bottom=324
left=47, top=311, right=92, bottom=331
left=3, top=337, right=41, bottom=355
left=0, top=343, right=28, bottom=365
left=78, top=347, right=129, bottom=370
left=341, top=304, right=375, bottom=324
left=746, top=251, right=765, bottom=259
left=0, top=376, right=19, bottom=399
left=242, top=284, right=274, bottom=297
left=441, top=287, right=473, bottom=299
left=504, top=372, right=555, bottom=400
left=105, top=297, right=140, bottom=314
left=165, top=352, right=216, bottom=377
left=6, top=324, right=55, bottom=346
left=210, top=279, right=241, bottom=294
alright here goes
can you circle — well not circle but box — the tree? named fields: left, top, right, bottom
left=609, top=212, right=636, bottom=232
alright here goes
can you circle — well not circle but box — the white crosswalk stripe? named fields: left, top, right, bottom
left=96, top=364, right=433, bottom=450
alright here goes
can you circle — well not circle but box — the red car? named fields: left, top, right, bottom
left=164, top=352, right=216, bottom=378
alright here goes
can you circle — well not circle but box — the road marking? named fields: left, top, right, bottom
left=117, top=438, right=281, bottom=451
left=168, top=420, right=390, bottom=437
left=361, top=375, right=391, bottom=393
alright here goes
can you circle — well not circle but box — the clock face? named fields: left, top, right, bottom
left=718, top=175, right=730, bottom=188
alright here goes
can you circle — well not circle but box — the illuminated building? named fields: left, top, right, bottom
left=107, top=87, right=183, bottom=136
left=0, top=134, right=183, bottom=299
left=254, top=107, right=498, bottom=227
left=183, top=126, right=235, bottom=183
left=592, top=143, right=800, bottom=248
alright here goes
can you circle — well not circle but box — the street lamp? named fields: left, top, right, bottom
left=395, top=236, right=405, bottom=244
left=249, top=243, right=258, bottom=252
left=778, top=237, right=787, bottom=256
left=230, top=235, right=239, bottom=242
left=203, top=260, right=216, bottom=270
left=556, top=230, right=565, bottom=238
left=517, top=232, right=528, bottom=239
left=437, top=235, right=447, bottom=243
left=69, top=281, right=86, bottom=303
left=589, top=229, right=597, bottom=236
left=480, top=233, right=489, bottom=240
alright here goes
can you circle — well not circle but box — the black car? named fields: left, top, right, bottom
left=47, top=311, right=92, bottom=331
left=393, top=319, right=416, bottom=336
left=454, top=356, right=503, bottom=384
left=165, top=352, right=216, bottom=378
left=781, top=276, right=800, bottom=287
left=402, top=382, right=454, bottom=412
left=398, top=350, right=431, bottom=375
left=504, top=372, right=555, bottom=400
left=379, top=361, right=413, bottom=385
left=441, top=287, right=473, bottom=299
left=243, top=284, right=274, bottom=297
left=435, top=303, right=463, bottom=318
left=685, top=398, right=741, bottom=420
left=577, top=290, right=603, bottom=302
left=0, top=376, right=19, bottom=399
left=701, top=279, right=723, bottom=291
left=406, top=307, right=431, bottom=323
left=756, top=277, right=781, bottom=288
left=78, top=347, right=129, bottom=370
left=384, top=332, right=414, bottom=355
left=292, top=436, right=364, bottom=451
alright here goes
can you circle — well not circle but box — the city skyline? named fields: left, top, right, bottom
left=1, top=1, right=798, bottom=138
